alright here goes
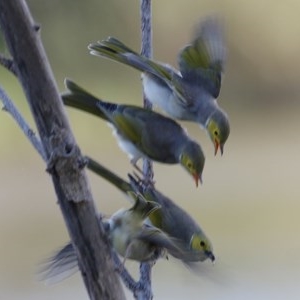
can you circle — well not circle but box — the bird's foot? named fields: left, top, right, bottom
left=132, top=171, right=155, bottom=188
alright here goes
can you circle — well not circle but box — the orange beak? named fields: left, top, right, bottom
left=193, top=173, right=202, bottom=187
left=214, top=139, right=220, bottom=156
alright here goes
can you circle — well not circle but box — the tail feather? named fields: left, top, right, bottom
left=38, top=243, right=78, bottom=284
left=102, top=37, right=140, bottom=56
left=89, top=37, right=174, bottom=82
left=85, top=156, right=132, bottom=193
left=130, top=192, right=160, bottom=220
left=62, top=79, right=116, bottom=121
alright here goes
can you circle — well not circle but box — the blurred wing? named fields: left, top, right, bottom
left=178, top=17, right=226, bottom=98
left=136, top=226, right=184, bottom=259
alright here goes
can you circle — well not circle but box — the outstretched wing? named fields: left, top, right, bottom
left=178, top=17, right=226, bottom=99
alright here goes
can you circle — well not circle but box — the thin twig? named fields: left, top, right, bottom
left=140, top=0, right=153, bottom=62
left=140, top=0, right=154, bottom=182
left=0, top=85, right=47, bottom=161
left=135, top=261, right=155, bottom=300
left=139, top=1, right=155, bottom=299
left=112, top=252, right=138, bottom=291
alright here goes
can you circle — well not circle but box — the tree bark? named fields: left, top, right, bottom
left=0, top=1, right=125, bottom=299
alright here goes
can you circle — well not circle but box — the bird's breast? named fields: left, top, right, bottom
left=142, top=74, right=185, bottom=119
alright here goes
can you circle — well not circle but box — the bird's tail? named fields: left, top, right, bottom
left=62, top=79, right=117, bottom=121
left=89, top=37, right=173, bottom=81
left=85, top=156, right=132, bottom=193
left=38, top=243, right=78, bottom=284
left=86, top=156, right=163, bottom=223
left=85, top=157, right=163, bottom=225
left=129, top=192, right=160, bottom=220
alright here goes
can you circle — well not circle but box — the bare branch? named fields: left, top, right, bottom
left=0, top=54, right=144, bottom=299
left=0, top=1, right=125, bottom=299
left=139, top=1, right=155, bottom=299
left=140, top=0, right=153, bottom=59
left=140, top=0, right=154, bottom=197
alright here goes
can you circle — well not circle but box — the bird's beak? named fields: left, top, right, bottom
left=193, top=173, right=202, bottom=187
left=214, top=139, right=219, bottom=156
left=205, top=250, right=215, bottom=263
left=220, top=144, right=224, bottom=156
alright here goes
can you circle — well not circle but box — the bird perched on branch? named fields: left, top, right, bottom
left=88, top=17, right=230, bottom=155
left=86, top=156, right=214, bottom=263
left=107, top=193, right=186, bottom=264
left=62, top=79, right=205, bottom=187
left=40, top=192, right=190, bottom=282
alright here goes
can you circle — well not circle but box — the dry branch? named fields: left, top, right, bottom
left=0, top=1, right=125, bottom=299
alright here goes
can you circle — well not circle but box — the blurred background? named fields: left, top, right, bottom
left=1, top=0, right=300, bottom=299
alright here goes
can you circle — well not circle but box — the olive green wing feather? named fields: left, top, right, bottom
left=178, top=17, right=226, bottom=98
left=135, top=226, right=183, bottom=259
left=110, top=107, right=146, bottom=146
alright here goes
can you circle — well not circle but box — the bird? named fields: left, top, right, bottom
left=40, top=192, right=188, bottom=283
left=86, top=156, right=215, bottom=263
left=107, top=192, right=186, bottom=264
left=62, top=79, right=205, bottom=187
left=88, top=17, right=230, bottom=155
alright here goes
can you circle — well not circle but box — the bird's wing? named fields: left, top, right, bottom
left=136, top=226, right=184, bottom=259
left=111, top=106, right=146, bottom=146
left=112, top=107, right=178, bottom=159
left=178, top=17, right=226, bottom=99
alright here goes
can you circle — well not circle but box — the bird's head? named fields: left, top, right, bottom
left=180, top=141, right=205, bottom=187
left=190, top=233, right=215, bottom=262
left=206, top=110, right=230, bottom=155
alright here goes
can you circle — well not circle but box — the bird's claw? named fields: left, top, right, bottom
left=131, top=171, right=155, bottom=188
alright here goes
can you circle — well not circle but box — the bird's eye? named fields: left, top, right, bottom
left=214, top=130, right=218, bottom=136
left=200, top=241, right=206, bottom=247
left=187, top=162, right=192, bottom=168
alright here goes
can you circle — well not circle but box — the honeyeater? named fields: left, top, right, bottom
left=62, top=79, right=205, bottom=187
left=86, top=156, right=214, bottom=263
